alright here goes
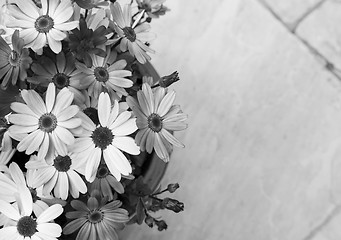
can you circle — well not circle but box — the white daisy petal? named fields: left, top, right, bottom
left=73, top=138, right=94, bottom=153
left=112, top=136, right=139, bottom=155
left=57, top=105, right=79, bottom=121
left=54, top=126, right=74, bottom=145
left=26, top=130, right=44, bottom=155
left=10, top=102, right=38, bottom=117
left=52, top=88, right=73, bottom=115
left=31, top=167, right=55, bottom=189
left=18, top=187, right=33, bottom=216
left=8, top=162, right=26, bottom=188
left=142, top=83, right=154, bottom=113
left=37, top=133, right=50, bottom=160
left=45, top=83, right=56, bottom=113
left=111, top=118, right=137, bottom=136
left=154, top=133, right=169, bottom=161
left=157, top=90, right=176, bottom=117
left=9, top=114, right=38, bottom=126
left=17, top=130, right=39, bottom=153
left=111, top=2, right=126, bottom=28
left=104, top=145, right=131, bottom=176
left=107, top=100, right=119, bottom=127
left=37, top=223, right=62, bottom=237
left=145, top=130, right=155, bottom=153
left=0, top=200, right=20, bottom=220
left=21, top=89, right=46, bottom=116
left=15, top=0, right=40, bottom=19
left=85, top=147, right=102, bottom=182
left=98, top=92, right=111, bottom=127
left=58, top=118, right=82, bottom=129
left=43, top=172, right=58, bottom=196
left=9, top=125, right=37, bottom=134
left=68, top=170, right=87, bottom=197
left=47, top=32, right=62, bottom=54
left=55, top=172, right=68, bottom=200
left=51, top=131, right=67, bottom=156
left=37, top=204, right=63, bottom=224
left=54, top=21, right=79, bottom=31
left=109, top=111, right=131, bottom=130
left=0, top=226, right=19, bottom=239
left=160, top=129, right=184, bottom=148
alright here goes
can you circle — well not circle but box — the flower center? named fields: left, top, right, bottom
left=17, top=216, right=37, bottom=237
left=78, top=39, right=95, bottom=52
left=53, top=155, right=72, bottom=172
left=123, top=27, right=136, bottom=42
left=35, top=15, right=54, bottom=33
left=88, top=210, right=103, bottom=223
left=94, top=67, right=109, bottom=82
left=52, top=73, right=70, bottom=89
left=91, top=127, right=113, bottom=150
left=9, top=50, right=20, bottom=66
left=147, top=113, right=163, bottom=132
left=29, top=187, right=39, bottom=203
left=96, top=164, right=109, bottom=178
left=38, top=113, right=57, bottom=133
left=84, top=107, right=99, bottom=126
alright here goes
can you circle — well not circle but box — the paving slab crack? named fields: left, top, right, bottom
left=301, top=205, right=341, bottom=240
left=257, top=0, right=341, bottom=82
left=291, top=0, right=326, bottom=33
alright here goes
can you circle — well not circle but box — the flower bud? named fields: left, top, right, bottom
left=159, top=71, right=179, bottom=88
left=155, top=219, right=168, bottom=231
left=144, top=214, right=154, bottom=228
left=162, top=198, right=184, bottom=213
left=167, top=183, right=179, bottom=193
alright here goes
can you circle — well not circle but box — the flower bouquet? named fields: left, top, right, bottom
left=0, top=0, right=188, bottom=239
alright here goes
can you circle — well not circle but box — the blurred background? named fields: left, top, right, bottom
left=120, top=0, right=341, bottom=239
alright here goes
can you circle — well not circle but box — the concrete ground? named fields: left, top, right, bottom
left=120, top=0, right=341, bottom=239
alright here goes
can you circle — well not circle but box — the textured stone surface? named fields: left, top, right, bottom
left=259, top=0, right=323, bottom=28
left=119, top=0, right=341, bottom=239
left=297, top=0, right=341, bottom=74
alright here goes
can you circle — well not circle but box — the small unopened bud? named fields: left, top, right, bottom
left=155, top=219, right=168, bottom=231
left=144, top=214, right=154, bottom=228
left=162, top=198, right=184, bottom=213
left=167, top=183, right=179, bottom=193
left=149, top=197, right=164, bottom=212
left=159, top=71, right=179, bottom=88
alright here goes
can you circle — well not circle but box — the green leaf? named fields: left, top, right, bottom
left=136, top=197, right=146, bottom=225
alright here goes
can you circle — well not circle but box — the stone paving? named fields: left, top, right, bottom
left=125, top=0, right=341, bottom=240
left=119, top=0, right=341, bottom=240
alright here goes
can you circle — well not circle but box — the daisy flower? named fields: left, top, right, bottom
left=89, top=163, right=125, bottom=201
left=110, top=2, right=156, bottom=64
left=0, top=189, right=63, bottom=240
left=75, top=49, right=133, bottom=100
left=72, top=92, right=139, bottom=182
left=6, top=0, right=79, bottom=53
left=126, top=83, right=187, bottom=161
left=8, top=82, right=82, bottom=159
left=0, top=162, right=60, bottom=217
left=28, top=51, right=84, bottom=104
left=68, top=16, right=107, bottom=67
left=26, top=152, right=87, bottom=200
left=63, top=195, right=129, bottom=240
left=0, top=30, right=32, bottom=89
